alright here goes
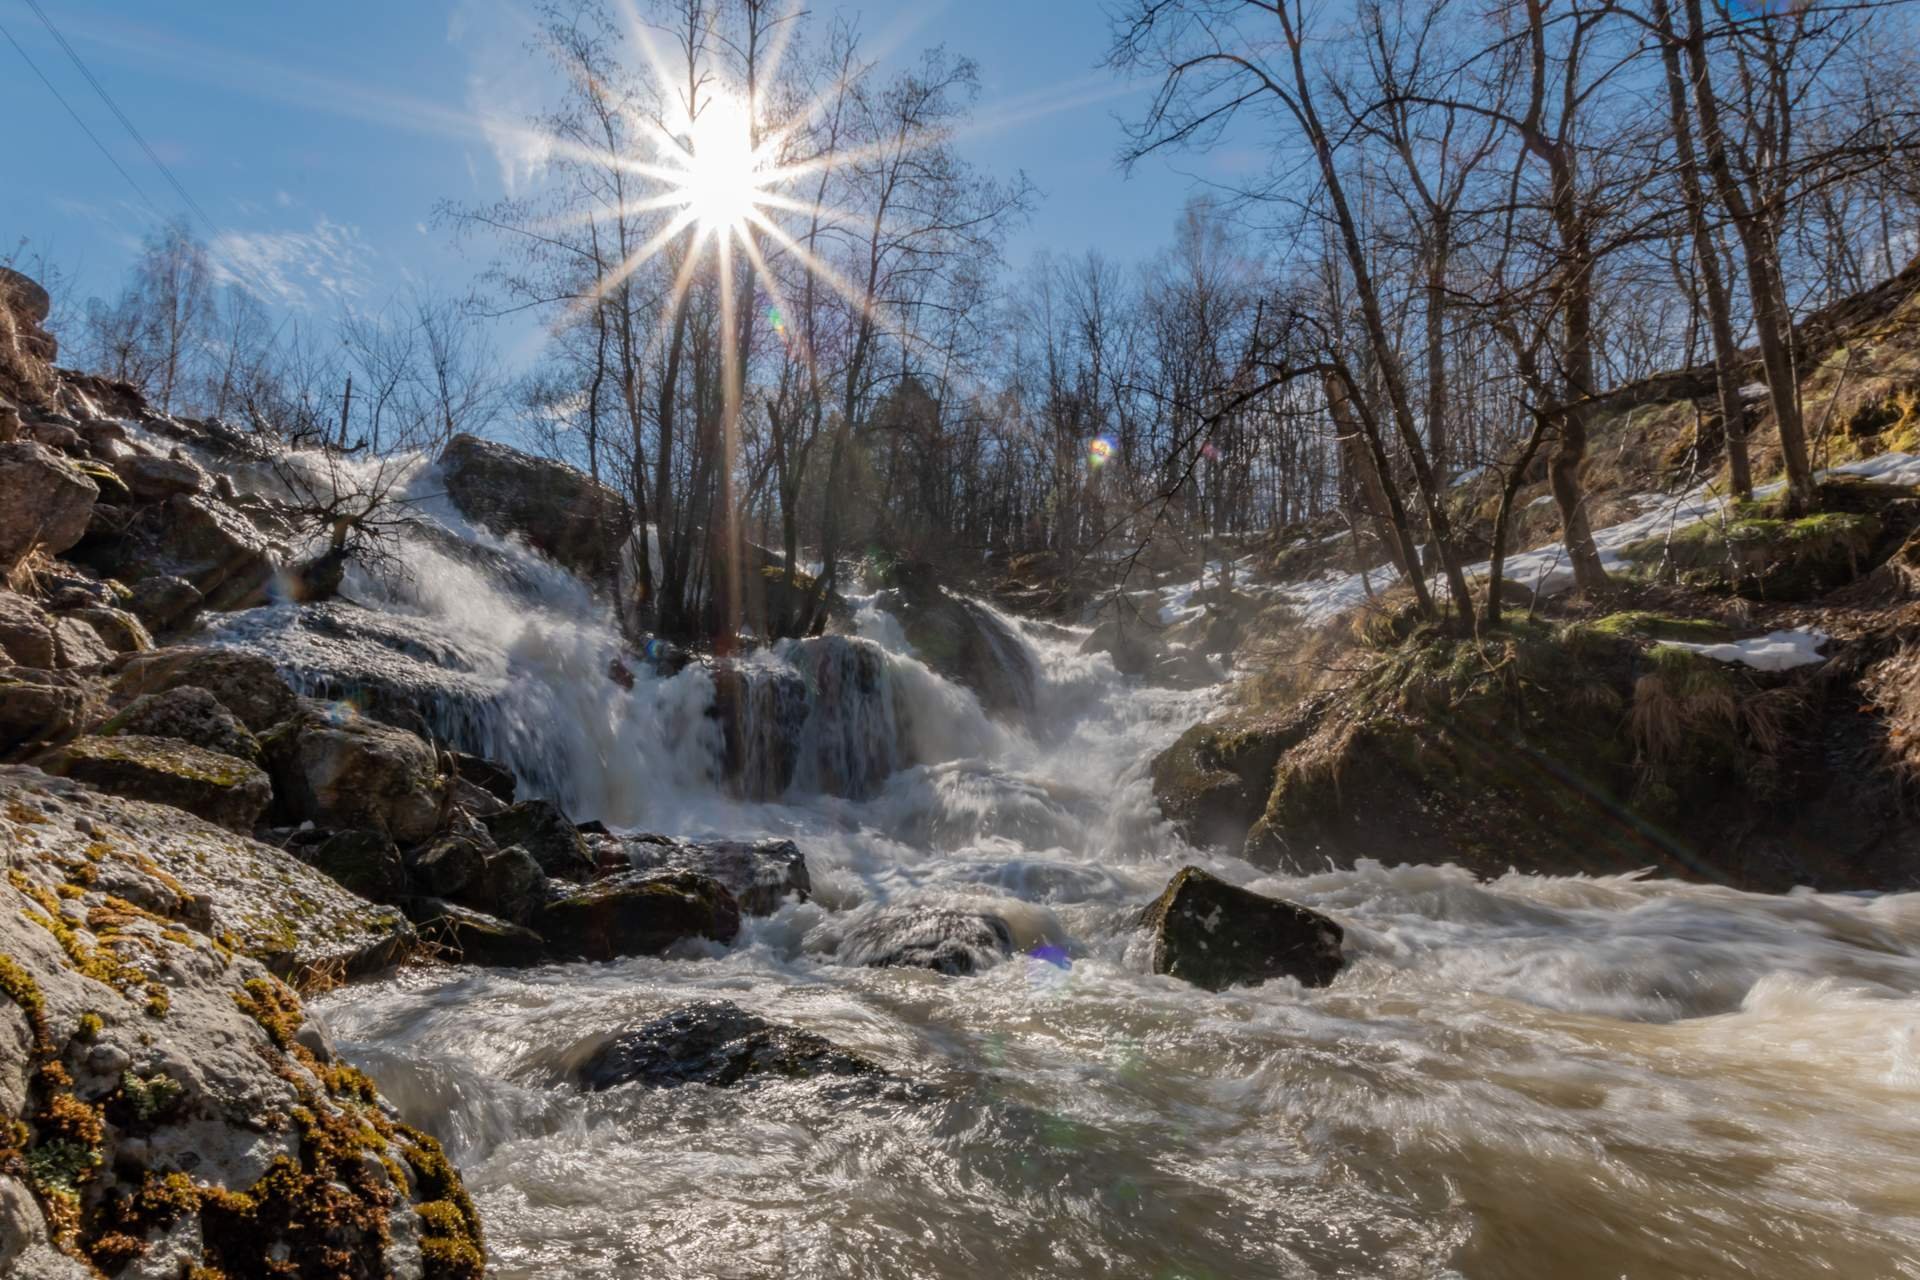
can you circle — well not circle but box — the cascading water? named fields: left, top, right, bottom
left=195, top=451, right=1920, bottom=1279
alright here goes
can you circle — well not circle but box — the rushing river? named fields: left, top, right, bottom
left=208, top=452, right=1920, bottom=1279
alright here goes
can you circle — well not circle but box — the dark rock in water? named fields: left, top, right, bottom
left=574, top=1000, right=885, bottom=1092
left=540, top=869, right=740, bottom=961
left=0, top=591, right=57, bottom=669
left=838, top=907, right=1013, bottom=976
left=471, top=845, right=546, bottom=924
left=576, top=818, right=610, bottom=836
left=0, top=667, right=100, bottom=756
left=452, top=749, right=516, bottom=803
left=1137, top=866, right=1344, bottom=992
left=113, top=646, right=297, bottom=731
left=617, top=834, right=811, bottom=915
left=409, top=833, right=488, bottom=898
left=1150, top=718, right=1303, bottom=853
left=873, top=559, right=1035, bottom=717
left=124, top=573, right=204, bottom=634
left=482, top=799, right=593, bottom=882
left=0, top=441, right=97, bottom=569
left=439, top=432, right=629, bottom=589
left=39, top=733, right=272, bottom=834
left=97, top=685, right=263, bottom=764
left=302, top=829, right=408, bottom=903
left=262, top=700, right=446, bottom=845
left=406, top=896, right=549, bottom=967
left=1081, top=611, right=1161, bottom=677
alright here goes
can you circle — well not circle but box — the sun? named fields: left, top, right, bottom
left=670, top=92, right=768, bottom=238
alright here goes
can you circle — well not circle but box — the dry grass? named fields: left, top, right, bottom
left=0, top=301, right=56, bottom=411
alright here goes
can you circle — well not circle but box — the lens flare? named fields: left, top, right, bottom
left=672, top=92, right=767, bottom=237
left=1087, top=437, right=1115, bottom=469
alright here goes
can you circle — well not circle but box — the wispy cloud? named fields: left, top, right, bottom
left=210, top=216, right=373, bottom=307
left=449, top=0, right=555, bottom=196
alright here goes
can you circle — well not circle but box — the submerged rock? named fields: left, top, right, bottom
left=539, top=869, right=740, bottom=961
left=1138, top=866, right=1344, bottom=992
left=0, top=772, right=479, bottom=1278
left=837, top=907, right=1013, bottom=976
left=615, top=834, right=811, bottom=915
left=40, top=734, right=271, bottom=834
left=573, top=1000, right=885, bottom=1091
left=873, top=559, right=1035, bottom=717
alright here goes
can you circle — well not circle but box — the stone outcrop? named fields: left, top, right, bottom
left=0, top=591, right=59, bottom=669
left=571, top=1000, right=888, bottom=1092
left=39, top=735, right=271, bottom=835
left=262, top=702, right=447, bottom=845
left=95, top=686, right=263, bottom=765
left=479, top=799, right=595, bottom=883
left=112, top=648, right=297, bottom=733
left=538, top=869, right=741, bottom=962
left=0, top=767, right=478, bottom=1279
left=870, top=559, right=1036, bottom=717
left=0, top=442, right=97, bottom=571
left=438, top=433, right=629, bottom=589
left=1137, top=866, right=1345, bottom=991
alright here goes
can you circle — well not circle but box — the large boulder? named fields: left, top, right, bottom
left=1149, top=717, right=1302, bottom=852
left=407, top=833, right=488, bottom=900
left=39, top=734, right=272, bottom=834
left=298, top=829, right=408, bottom=903
left=57, top=605, right=152, bottom=655
left=467, top=845, right=546, bottom=925
left=872, top=559, right=1036, bottom=717
left=836, top=907, right=1013, bottom=976
left=480, top=799, right=594, bottom=883
left=111, top=452, right=207, bottom=501
left=438, top=433, right=629, bottom=589
left=263, top=702, right=447, bottom=845
left=81, top=494, right=277, bottom=612
left=0, top=668, right=102, bottom=757
left=611, top=834, right=811, bottom=915
left=112, top=647, right=296, bottom=732
left=123, top=574, right=204, bottom=635
left=538, top=869, right=740, bottom=961
left=95, top=686, right=263, bottom=765
left=1137, top=866, right=1344, bottom=992
left=571, top=1000, right=887, bottom=1092
left=0, top=442, right=98, bottom=569
left=0, top=590, right=58, bottom=668
left=405, top=897, right=548, bottom=967
left=0, top=767, right=476, bottom=1279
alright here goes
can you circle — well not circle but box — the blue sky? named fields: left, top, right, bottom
left=0, top=0, right=1215, bottom=361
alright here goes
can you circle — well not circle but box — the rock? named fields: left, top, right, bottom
left=408, top=834, right=488, bottom=899
left=300, top=829, right=408, bottom=903
left=1081, top=611, right=1162, bottom=676
left=112, top=451, right=207, bottom=500
left=405, top=897, right=549, bottom=967
left=0, top=667, right=100, bottom=756
left=25, top=418, right=80, bottom=452
left=50, top=614, right=115, bottom=668
left=616, top=834, right=811, bottom=915
left=572, top=1000, right=886, bottom=1092
left=469, top=845, right=546, bottom=924
left=83, top=493, right=277, bottom=611
left=263, top=702, right=447, bottom=845
left=1, top=766, right=416, bottom=983
left=873, top=559, right=1035, bottom=716
left=58, top=605, right=152, bottom=654
left=39, top=734, right=272, bottom=834
left=0, top=771, right=478, bottom=1278
left=539, top=869, right=741, bottom=961
left=451, top=776, right=507, bottom=818
left=480, top=800, right=594, bottom=883
left=112, top=647, right=296, bottom=732
left=1137, top=866, right=1344, bottom=992
left=0, top=590, right=57, bottom=668
left=450, top=749, right=515, bottom=803
left=438, top=433, right=630, bottom=588
left=124, top=574, right=204, bottom=634
left=0, top=265, right=51, bottom=323
left=1149, top=718, right=1300, bottom=852
left=96, top=686, right=263, bottom=765
left=0, top=441, right=98, bottom=568
left=836, top=907, right=1013, bottom=976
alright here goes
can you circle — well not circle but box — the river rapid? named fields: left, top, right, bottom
left=209, top=453, right=1920, bottom=1280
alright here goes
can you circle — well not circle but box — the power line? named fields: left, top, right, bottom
left=21, top=0, right=219, bottom=236
left=0, top=16, right=162, bottom=219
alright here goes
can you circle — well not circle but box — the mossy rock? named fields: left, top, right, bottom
left=40, top=734, right=270, bottom=834
left=1149, top=717, right=1306, bottom=850
left=538, top=869, right=741, bottom=961
left=1137, top=866, right=1344, bottom=991
left=1620, top=508, right=1882, bottom=600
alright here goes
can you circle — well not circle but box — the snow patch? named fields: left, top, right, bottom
left=1660, top=628, right=1830, bottom=672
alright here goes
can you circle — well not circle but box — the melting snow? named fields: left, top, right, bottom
left=1660, top=628, right=1830, bottom=672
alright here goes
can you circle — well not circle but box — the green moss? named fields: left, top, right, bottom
left=55, top=735, right=260, bottom=788
left=1583, top=611, right=1734, bottom=644
left=233, top=976, right=303, bottom=1050
left=122, top=1069, right=186, bottom=1123
left=1620, top=509, right=1881, bottom=599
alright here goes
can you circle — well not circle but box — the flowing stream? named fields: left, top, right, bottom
left=207, top=453, right=1920, bottom=1279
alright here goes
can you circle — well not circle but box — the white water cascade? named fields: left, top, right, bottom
left=199, top=449, right=1920, bottom=1280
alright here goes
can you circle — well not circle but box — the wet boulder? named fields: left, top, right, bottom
left=408, top=832, right=489, bottom=899
left=1080, top=610, right=1162, bottom=677
left=539, top=869, right=741, bottom=961
left=95, top=685, right=263, bottom=765
left=837, top=906, right=1014, bottom=976
left=451, top=749, right=516, bottom=803
left=0, top=441, right=97, bottom=569
left=1149, top=717, right=1300, bottom=852
left=0, top=590, right=57, bottom=668
left=263, top=701, right=446, bottom=845
left=39, top=733, right=272, bottom=834
left=481, top=799, right=594, bottom=883
left=300, top=828, right=408, bottom=903
left=438, top=432, right=630, bottom=589
left=57, top=604, right=152, bottom=655
left=616, top=834, right=812, bottom=915
left=406, top=896, right=549, bottom=967
left=112, top=646, right=297, bottom=731
left=1137, top=866, right=1344, bottom=992
left=573, top=1000, right=886, bottom=1092
left=469, top=845, right=547, bottom=924
left=873, top=559, right=1035, bottom=717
